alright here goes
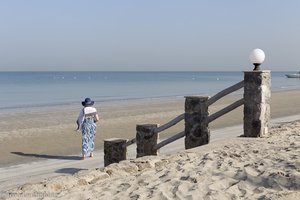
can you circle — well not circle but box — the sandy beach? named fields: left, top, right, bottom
left=0, top=90, right=299, bottom=168
left=1, top=116, right=300, bottom=199
left=0, top=89, right=299, bottom=199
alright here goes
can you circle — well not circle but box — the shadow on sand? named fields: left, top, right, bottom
left=55, top=168, right=86, bottom=174
left=11, top=152, right=82, bottom=161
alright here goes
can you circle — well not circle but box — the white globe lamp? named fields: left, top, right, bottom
left=249, top=48, right=265, bottom=71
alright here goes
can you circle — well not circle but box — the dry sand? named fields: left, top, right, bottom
left=2, top=119, right=300, bottom=200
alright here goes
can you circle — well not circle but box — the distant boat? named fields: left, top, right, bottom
left=285, top=71, right=300, bottom=78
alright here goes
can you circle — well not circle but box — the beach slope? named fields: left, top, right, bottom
left=2, top=120, right=300, bottom=200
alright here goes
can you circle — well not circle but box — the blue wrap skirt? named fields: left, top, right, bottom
left=81, top=118, right=96, bottom=156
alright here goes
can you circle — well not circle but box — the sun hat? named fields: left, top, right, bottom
left=82, top=98, right=94, bottom=106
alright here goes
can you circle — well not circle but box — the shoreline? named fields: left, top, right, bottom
left=0, top=85, right=299, bottom=114
left=0, top=89, right=299, bottom=168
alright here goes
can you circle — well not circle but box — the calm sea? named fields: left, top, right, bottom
left=0, top=71, right=299, bottom=110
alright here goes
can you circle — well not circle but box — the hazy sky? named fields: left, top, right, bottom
left=0, top=0, right=299, bottom=71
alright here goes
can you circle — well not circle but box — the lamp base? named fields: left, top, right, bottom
left=253, top=63, right=261, bottom=71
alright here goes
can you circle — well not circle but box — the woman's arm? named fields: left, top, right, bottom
left=76, top=120, right=80, bottom=131
left=94, top=113, right=100, bottom=122
left=76, top=109, right=84, bottom=130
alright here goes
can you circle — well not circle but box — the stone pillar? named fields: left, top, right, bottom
left=104, top=138, right=127, bottom=167
left=184, top=96, right=210, bottom=149
left=244, top=70, right=271, bottom=137
left=136, top=124, right=159, bottom=158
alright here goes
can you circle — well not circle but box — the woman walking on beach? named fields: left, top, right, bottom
left=76, top=98, right=100, bottom=160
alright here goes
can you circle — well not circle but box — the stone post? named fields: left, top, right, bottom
left=104, top=138, right=127, bottom=167
left=136, top=124, right=159, bottom=158
left=184, top=96, right=210, bottom=149
left=244, top=70, right=271, bottom=137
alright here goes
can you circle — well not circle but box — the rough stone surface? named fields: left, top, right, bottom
left=136, top=124, right=159, bottom=158
left=244, top=71, right=271, bottom=137
left=104, top=138, right=127, bottom=167
left=184, top=96, right=210, bottom=149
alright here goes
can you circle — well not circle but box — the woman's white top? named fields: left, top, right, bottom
left=77, top=106, right=97, bottom=128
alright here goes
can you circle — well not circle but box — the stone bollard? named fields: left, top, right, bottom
left=244, top=70, right=271, bottom=137
left=104, top=138, right=127, bottom=167
left=184, top=96, right=210, bottom=149
left=136, top=124, right=159, bottom=158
